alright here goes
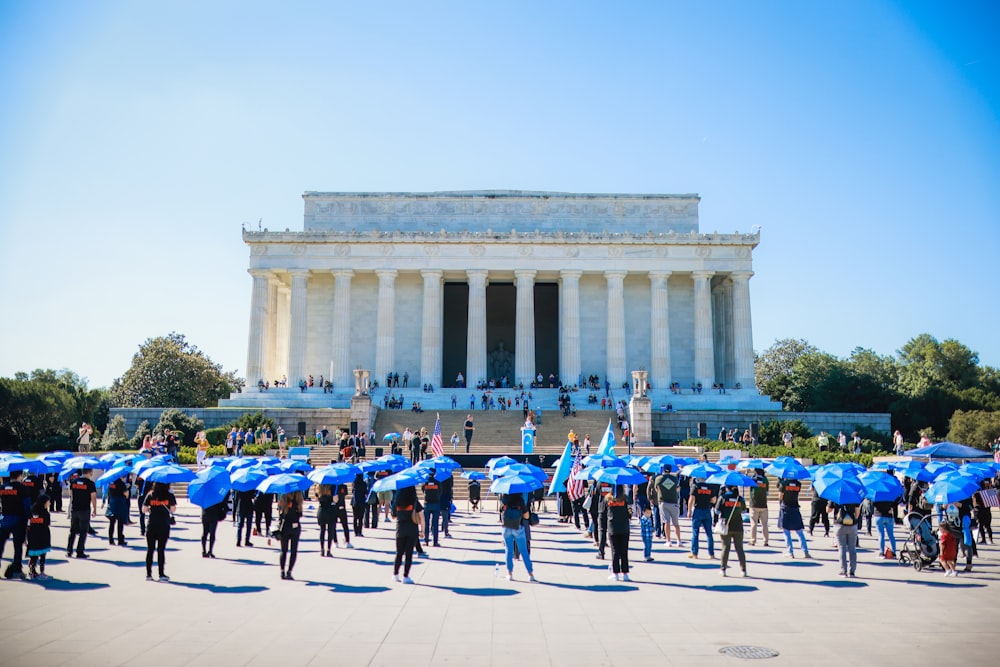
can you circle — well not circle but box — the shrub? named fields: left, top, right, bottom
left=223, top=412, right=275, bottom=433
left=100, top=415, right=130, bottom=451
left=154, top=409, right=205, bottom=447
left=130, top=420, right=152, bottom=448
left=758, top=419, right=812, bottom=447
left=19, top=434, right=75, bottom=453
left=205, top=427, right=229, bottom=446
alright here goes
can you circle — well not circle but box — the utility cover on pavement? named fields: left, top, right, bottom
left=719, top=645, right=780, bottom=659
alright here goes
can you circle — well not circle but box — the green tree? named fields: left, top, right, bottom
left=153, top=408, right=205, bottom=447
left=0, top=376, right=79, bottom=450
left=754, top=339, right=817, bottom=404
left=110, top=333, right=244, bottom=408
left=947, top=410, right=1000, bottom=449
left=100, top=414, right=130, bottom=450
left=129, top=420, right=152, bottom=448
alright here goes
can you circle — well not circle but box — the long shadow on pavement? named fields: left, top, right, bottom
left=33, top=579, right=111, bottom=591
left=759, top=577, right=868, bottom=588
left=536, top=581, right=639, bottom=593
left=302, top=579, right=392, bottom=594
left=165, top=580, right=270, bottom=594
left=419, top=583, right=520, bottom=597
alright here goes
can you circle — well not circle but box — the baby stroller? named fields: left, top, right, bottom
left=898, top=512, right=940, bottom=572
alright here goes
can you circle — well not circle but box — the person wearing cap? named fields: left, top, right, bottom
left=66, top=468, right=97, bottom=559
left=0, top=470, right=31, bottom=578
left=687, top=476, right=717, bottom=559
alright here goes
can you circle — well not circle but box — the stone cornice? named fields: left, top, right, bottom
left=243, top=229, right=760, bottom=246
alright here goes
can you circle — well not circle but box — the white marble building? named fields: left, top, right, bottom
left=239, top=191, right=766, bottom=403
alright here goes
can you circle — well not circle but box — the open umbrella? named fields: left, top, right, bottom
left=188, top=466, right=232, bottom=508
left=132, top=458, right=168, bottom=478
left=416, top=456, right=463, bottom=473
left=490, top=474, right=543, bottom=495
left=1, top=456, right=49, bottom=474
left=591, top=466, right=648, bottom=486
left=382, top=432, right=401, bottom=440
left=227, top=458, right=256, bottom=472
left=257, top=473, right=313, bottom=495
left=572, top=466, right=603, bottom=481
left=582, top=454, right=627, bottom=468
left=358, top=460, right=392, bottom=474
left=717, top=456, right=741, bottom=467
left=371, top=468, right=429, bottom=493
left=859, top=471, right=905, bottom=502
left=492, top=463, right=547, bottom=481
left=307, top=464, right=361, bottom=486
left=706, top=470, right=759, bottom=487
left=925, top=461, right=959, bottom=477
left=144, top=464, right=196, bottom=484
left=907, top=441, right=993, bottom=459
left=736, top=458, right=766, bottom=471
left=62, top=456, right=109, bottom=471
left=230, top=468, right=269, bottom=491
left=765, top=462, right=811, bottom=480
left=895, top=461, right=935, bottom=482
left=925, top=477, right=979, bottom=504
left=461, top=471, right=488, bottom=481
left=813, top=477, right=865, bottom=505
left=811, top=464, right=861, bottom=483
left=485, top=456, right=517, bottom=470
left=377, top=454, right=411, bottom=472
left=680, top=462, right=722, bottom=479
left=95, top=465, right=131, bottom=487
left=38, top=451, right=73, bottom=462
left=641, top=461, right=666, bottom=474
left=278, top=460, right=312, bottom=474
left=869, top=461, right=897, bottom=472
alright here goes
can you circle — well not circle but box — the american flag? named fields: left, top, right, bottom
left=567, top=448, right=585, bottom=501
left=431, top=414, right=444, bottom=458
left=980, top=488, right=999, bottom=508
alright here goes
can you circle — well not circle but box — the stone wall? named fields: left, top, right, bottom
left=110, top=407, right=356, bottom=438
left=650, top=410, right=891, bottom=444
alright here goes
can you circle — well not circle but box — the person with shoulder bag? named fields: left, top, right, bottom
left=715, top=485, right=747, bottom=577
left=392, top=486, right=422, bottom=584
left=832, top=501, right=861, bottom=577
left=500, top=493, right=536, bottom=582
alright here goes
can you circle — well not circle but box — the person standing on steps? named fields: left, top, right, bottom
left=464, top=415, right=475, bottom=453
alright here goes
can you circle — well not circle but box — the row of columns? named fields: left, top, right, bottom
left=245, top=268, right=756, bottom=392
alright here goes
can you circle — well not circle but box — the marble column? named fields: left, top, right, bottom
left=275, top=284, right=290, bottom=380
left=420, top=269, right=444, bottom=388
left=605, top=270, right=627, bottom=387
left=466, top=270, right=488, bottom=388
left=245, top=269, right=270, bottom=386
left=649, top=271, right=671, bottom=391
left=692, top=270, right=716, bottom=388
left=514, top=269, right=536, bottom=386
left=559, top=270, right=582, bottom=387
left=286, top=269, right=310, bottom=385
left=331, top=269, right=354, bottom=389
left=374, top=269, right=397, bottom=383
left=264, top=277, right=279, bottom=381
left=731, top=271, right=756, bottom=390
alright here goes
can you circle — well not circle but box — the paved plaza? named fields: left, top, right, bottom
left=1, top=499, right=996, bottom=667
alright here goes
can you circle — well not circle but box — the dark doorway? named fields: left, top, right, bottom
left=442, top=283, right=468, bottom=388
left=535, top=283, right=559, bottom=381
left=486, top=283, right=515, bottom=383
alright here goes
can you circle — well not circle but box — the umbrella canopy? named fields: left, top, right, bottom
left=572, top=466, right=603, bottom=481
left=933, top=471, right=982, bottom=488
left=382, top=432, right=401, bottom=440
left=230, top=468, right=269, bottom=491
left=227, top=458, right=256, bottom=472
left=680, top=462, right=722, bottom=479
left=132, top=458, right=168, bottom=478
left=371, top=468, right=429, bottom=493
left=906, top=441, right=993, bottom=459
left=765, top=462, right=811, bottom=480
left=358, top=460, right=392, bottom=473
left=207, top=457, right=236, bottom=467
left=641, top=461, right=665, bottom=474
left=736, top=458, right=767, bottom=471
left=307, top=464, right=361, bottom=486
left=277, top=460, right=312, bottom=474
left=144, top=464, right=196, bottom=484
left=62, top=456, right=110, bottom=470
left=859, top=471, right=905, bottom=502
left=706, top=470, right=759, bottom=487
left=591, top=466, right=648, bottom=486
left=813, top=477, right=865, bottom=505
left=490, top=474, right=543, bottom=495
left=492, top=463, right=547, bottom=481
left=717, top=456, right=741, bottom=467
left=925, top=476, right=979, bottom=504
left=38, top=451, right=73, bottom=462
left=869, top=461, right=897, bottom=472
left=245, top=462, right=282, bottom=476
left=257, top=473, right=313, bottom=495
left=954, top=465, right=989, bottom=482
left=188, top=466, right=232, bottom=507
left=461, top=471, right=488, bottom=481
left=895, top=461, right=934, bottom=481
left=582, top=454, right=627, bottom=468
left=961, top=461, right=1000, bottom=477
left=486, top=456, right=518, bottom=470
left=1, top=456, right=49, bottom=474
left=95, top=465, right=132, bottom=487
left=650, top=454, right=676, bottom=467
left=377, top=454, right=411, bottom=472
left=416, top=456, right=463, bottom=473
left=811, top=464, right=861, bottom=483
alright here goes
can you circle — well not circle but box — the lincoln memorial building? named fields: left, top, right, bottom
left=239, top=190, right=768, bottom=404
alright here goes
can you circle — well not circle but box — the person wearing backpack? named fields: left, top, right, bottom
left=392, top=486, right=423, bottom=584
left=655, top=466, right=682, bottom=547
left=715, top=485, right=748, bottom=577
left=500, top=493, right=536, bottom=582
left=748, top=469, right=770, bottom=547
left=831, top=501, right=861, bottom=577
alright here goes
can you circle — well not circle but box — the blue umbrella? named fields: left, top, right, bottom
left=132, top=458, right=168, bottom=478
left=896, top=461, right=935, bottom=482
left=572, top=466, right=603, bottom=481
left=358, top=459, right=392, bottom=473
left=962, top=461, right=1000, bottom=477
left=490, top=474, right=543, bottom=495
left=377, top=454, right=411, bottom=472
left=869, top=461, right=896, bottom=472
left=813, top=477, right=865, bottom=505
left=582, top=454, right=627, bottom=468
left=461, top=471, right=488, bottom=481
left=307, top=464, right=360, bottom=486
left=811, top=464, right=861, bottom=483
left=925, top=461, right=959, bottom=478
left=278, top=460, right=312, bottom=474
left=641, top=461, right=666, bottom=474
left=149, top=454, right=174, bottom=465
left=934, top=471, right=982, bottom=488
left=859, top=471, right=905, bottom=502
left=371, top=468, right=429, bottom=493
left=38, top=451, right=73, bottom=462
left=257, top=473, right=313, bottom=495
left=650, top=454, right=676, bottom=467
left=188, top=466, right=232, bottom=508
left=486, top=456, right=517, bottom=470
left=207, top=457, right=235, bottom=467
left=706, top=470, right=759, bottom=487
left=717, top=456, right=741, bottom=467
left=95, top=466, right=131, bottom=487
left=492, top=463, right=547, bottom=481
left=592, top=466, right=648, bottom=486
left=765, top=462, right=811, bottom=480
left=230, top=468, right=269, bottom=491
left=680, top=462, right=722, bottom=479
left=925, top=477, right=979, bottom=504
left=382, top=432, right=401, bottom=440
left=736, top=458, right=767, bottom=471
left=954, top=465, right=989, bottom=482
left=62, top=456, right=109, bottom=470
left=416, top=456, right=463, bottom=473
left=907, top=441, right=993, bottom=459
left=227, top=458, right=256, bottom=472
left=258, top=457, right=282, bottom=465
left=1, top=456, right=49, bottom=474
left=144, top=464, right=196, bottom=484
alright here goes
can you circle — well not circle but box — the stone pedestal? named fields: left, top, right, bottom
left=350, top=394, right=373, bottom=436
left=629, top=393, right=653, bottom=448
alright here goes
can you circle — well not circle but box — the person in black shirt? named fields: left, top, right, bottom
left=423, top=475, right=442, bottom=547
left=317, top=485, right=336, bottom=557
left=440, top=475, right=454, bottom=539
left=351, top=474, right=368, bottom=537
left=687, top=478, right=717, bottom=559
left=26, top=494, right=52, bottom=580
left=393, top=486, right=423, bottom=583
left=163, top=428, right=180, bottom=462
left=106, top=475, right=131, bottom=546
left=45, top=474, right=62, bottom=513
left=777, top=478, right=811, bottom=558
left=715, top=485, right=748, bottom=577
left=604, top=486, right=632, bottom=581
left=468, top=479, right=481, bottom=513
left=253, top=492, right=275, bottom=545
left=142, top=482, right=176, bottom=581
left=21, top=473, right=42, bottom=503
left=278, top=491, right=304, bottom=580
left=134, top=476, right=148, bottom=536
left=1, top=470, right=31, bottom=578
left=66, top=469, right=97, bottom=559
left=235, top=488, right=256, bottom=547
left=333, top=483, right=353, bottom=548
left=201, top=500, right=225, bottom=558
left=809, top=494, right=830, bottom=538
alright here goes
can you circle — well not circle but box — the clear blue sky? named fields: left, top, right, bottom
left=1, top=1, right=997, bottom=389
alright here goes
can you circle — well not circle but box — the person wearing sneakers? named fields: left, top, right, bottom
left=66, top=468, right=97, bottom=560
left=777, top=478, right=811, bottom=558
left=142, top=482, right=176, bottom=581
left=687, top=477, right=717, bottom=560
left=277, top=491, right=303, bottom=580
left=748, top=468, right=769, bottom=547
left=832, top=500, right=860, bottom=577
left=500, top=492, right=536, bottom=582
left=873, top=498, right=898, bottom=558
left=26, top=495, right=52, bottom=580
left=655, top=465, right=682, bottom=547
left=715, top=485, right=748, bottom=577
left=604, top=486, right=632, bottom=581
left=392, top=486, right=423, bottom=583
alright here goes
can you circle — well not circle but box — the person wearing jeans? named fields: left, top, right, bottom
left=873, top=499, right=897, bottom=557
left=501, top=493, right=535, bottom=582
left=777, top=478, right=810, bottom=558
left=833, top=502, right=860, bottom=577
left=687, top=478, right=716, bottom=559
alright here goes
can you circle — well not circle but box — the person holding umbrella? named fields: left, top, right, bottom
left=831, top=498, right=861, bottom=577
left=142, top=482, right=176, bottom=581
left=709, top=473, right=751, bottom=577
left=603, top=485, right=632, bottom=581
left=0, top=470, right=31, bottom=578
left=392, top=485, right=423, bottom=583
left=278, top=490, right=304, bottom=580
left=26, top=494, right=52, bottom=580
left=66, top=468, right=97, bottom=560
left=105, top=471, right=131, bottom=546
left=500, top=490, right=536, bottom=582
left=316, top=485, right=338, bottom=557
left=769, top=463, right=811, bottom=559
